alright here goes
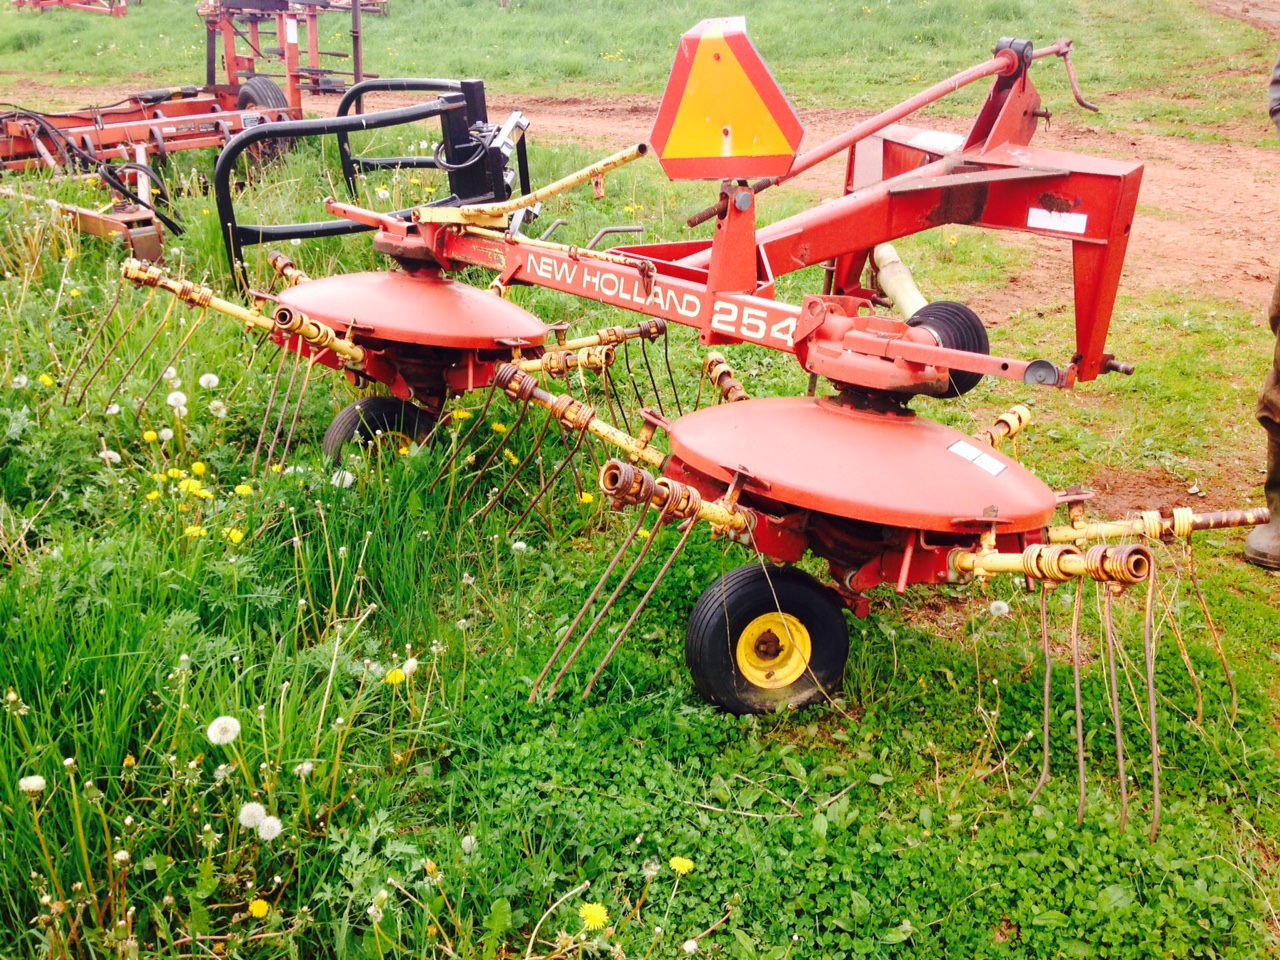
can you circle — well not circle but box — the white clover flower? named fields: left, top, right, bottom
left=330, top=470, right=355, bottom=489
left=293, top=761, right=314, bottom=779
left=105, top=403, right=121, bottom=416
left=989, top=600, right=1011, bottom=618
left=199, top=373, right=220, bottom=389
left=511, top=540, right=528, bottom=555
left=166, top=391, right=187, bottom=409
left=18, top=775, right=45, bottom=794
left=209, top=400, right=228, bottom=418
left=114, top=849, right=130, bottom=864
left=206, top=715, right=241, bottom=745
left=98, top=449, right=121, bottom=465
left=11, top=375, right=28, bottom=389
left=402, top=657, right=418, bottom=678
left=683, top=940, right=699, bottom=955
left=257, top=816, right=283, bottom=841
left=238, top=802, right=267, bottom=828
left=460, top=834, right=478, bottom=855
left=158, top=428, right=174, bottom=442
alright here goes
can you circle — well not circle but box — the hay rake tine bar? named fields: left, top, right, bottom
left=265, top=348, right=305, bottom=468
left=63, top=282, right=126, bottom=406
left=429, top=384, right=501, bottom=493
left=1103, top=585, right=1129, bottom=832
left=1184, top=539, right=1237, bottom=722
left=457, top=394, right=532, bottom=505
left=528, top=500, right=653, bottom=702
left=1070, top=578, right=1087, bottom=826
left=1154, top=567, right=1204, bottom=724
left=70, top=289, right=151, bottom=407
left=134, top=309, right=209, bottom=415
left=546, top=497, right=677, bottom=699
left=252, top=347, right=292, bottom=473
left=582, top=516, right=697, bottom=700
left=103, top=296, right=179, bottom=411
left=1028, top=584, right=1053, bottom=805
left=1144, top=572, right=1162, bottom=843
left=281, top=356, right=322, bottom=465
left=509, top=425, right=590, bottom=536
left=474, top=409, right=555, bottom=524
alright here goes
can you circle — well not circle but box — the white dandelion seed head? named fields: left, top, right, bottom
left=162, top=366, right=177, bottom=381
left=461, top=834, right=478, bottom=855
left=456, top=618, right=468, bottom=630
left=105, top=403, right=121, bottom=416
left=376, top=188, right=390, bottom=200
left=209, top=400, right=228, bottom=418
left=63, top=757, right=76, bottom=770
left=175, top=405, right=188, bottom=419
left=199, top=373, right=220, bottom=389
left=206, top=715, right=241, bottom=745
left=683, top=940, right=699, bottom=955
left=257, top=816, right=283, bottom=841
left=114, top=849, right=130, bottom=864
left=158, top=428, right=174, bottom=442
left=461, top=572, right=475, bottom=586
left=430, top=641, right=444, bottom=657
left=402, top=657, right=418, bottom=677
left=330, top=469, right=356, bottom=489
left=166, top=391, right=187, bottom=409
left=18, top=775, right=45, bottom=794
left=511, top=540, right=527, bottom=555
left=238, top=802, right=267, bottom=829
left=293, top=761, right=314, bottom=779
left=989, top=600, right=1011, bottom=618
left=11, top=375, right=28, bottom=389
left=98, top=449, right=122, bottom=465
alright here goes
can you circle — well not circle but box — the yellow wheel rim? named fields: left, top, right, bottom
left=735, top=612, right=811, bottom=690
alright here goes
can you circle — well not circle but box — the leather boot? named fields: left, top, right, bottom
left=1245, top=437, right=1280, bottom=570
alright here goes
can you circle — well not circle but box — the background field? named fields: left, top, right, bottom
left=1, top=0, right=1280, bottom=958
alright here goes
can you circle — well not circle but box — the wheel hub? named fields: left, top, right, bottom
left=736, top=612, right=811, bottom=690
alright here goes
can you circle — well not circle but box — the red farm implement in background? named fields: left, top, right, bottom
left=114, top=19, right=1271, bottom=834
left=2, top=0, right=380, bottom=257
left=12, top=0, right=127, bottom=16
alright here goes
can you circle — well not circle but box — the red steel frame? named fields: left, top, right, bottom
left=12, top=0, right=126, bottom=16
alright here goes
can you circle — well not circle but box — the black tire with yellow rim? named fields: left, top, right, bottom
left=322, top=396, right=436, bottom=467
left=685, top=564, right=849, bottom=715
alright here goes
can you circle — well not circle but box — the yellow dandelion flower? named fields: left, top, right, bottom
left=579, top=902, right=609, bottom=931
left=424, top=859, right=440, bottom=878
left=192, top=462, right=207, bottom=477
left=491, top=422, right=507, bottom=434
left=153, top=472, right=164, bottom=482
left=385, top=668, right=407, bottom=685
left=452, top=409, right=473, bottom=421
left=167, top=468, right=183, bottom=480
left=637, top=528, right=651, bottom=539
left=248, top=898, right=269, bottom=919
left=669, top=856, right=694, bottom=875
left=579, top=492, right=595, bottom=505
left=398, top=445, right=409, bottom=456
left=503, top=448, right=520, bottom=465
left=145, top=490, right=162, bottom=502
left=196, top=490, right=214, bottom=500
left=271, top=464, right=283, bottom=474
left=143, top=430, right=158, bottom=443
left=70, top=289, right=82, bottom=298
left=66, top=248, right=76, bottom=260
left=38, top=374, right=54, bottom=387
left=178, top=478, right=199, bottom=493
left=234, top=483, right=253, bottom=496
left=184, top=525, right=208, bottom=538
left=223, top=527, right=245, bottom=545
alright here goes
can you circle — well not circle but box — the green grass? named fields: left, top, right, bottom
left=1, top=2, right=1279, bottom=958
left=0, top=0, right=1274, bottom=138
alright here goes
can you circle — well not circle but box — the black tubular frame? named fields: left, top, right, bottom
left=213, top=78, right=531, bottom=289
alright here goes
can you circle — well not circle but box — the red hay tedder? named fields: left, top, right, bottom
left=117, top=19, right=1268, bottom=759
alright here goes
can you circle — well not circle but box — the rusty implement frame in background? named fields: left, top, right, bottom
left=12, top=0, right=126, bottom=16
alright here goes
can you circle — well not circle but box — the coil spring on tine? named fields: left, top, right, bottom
left=1023, top=543, right=1081, bottom=581
left=177, top=280, right=213, bottom=308
left=1084, top=544, right=1151, bottom=584
left=493, top=363, right=520, bottom=393
left=638, top=319, right=665, bottom=340
left=654, top=477, right=702, bottom=522
left=600, top=460, right=656, bottom=508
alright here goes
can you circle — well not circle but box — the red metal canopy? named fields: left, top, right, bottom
left=665, top=396, right=1057, bottom=533
left=277, top=270, right=549, bottom=349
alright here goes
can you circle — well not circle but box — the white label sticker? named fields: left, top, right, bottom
left=286, top=17, right=298, bottom=43
left=241, top=112, right=263, bottom=127
left=1027, top=207, right=1088, bottom=235
left=948, top=440, right=1007, bottom=476
left=907, top=130, right=965, bottom=155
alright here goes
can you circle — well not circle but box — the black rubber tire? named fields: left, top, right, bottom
left=237, top=76, right=290, bottom=111
left=907, top=300, right=989, bottom=397
left=321, top=396, right=436, bottom=467
left=236, top=76, right=291, bottom=162
left=685, top=564, right=849, bottom=715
